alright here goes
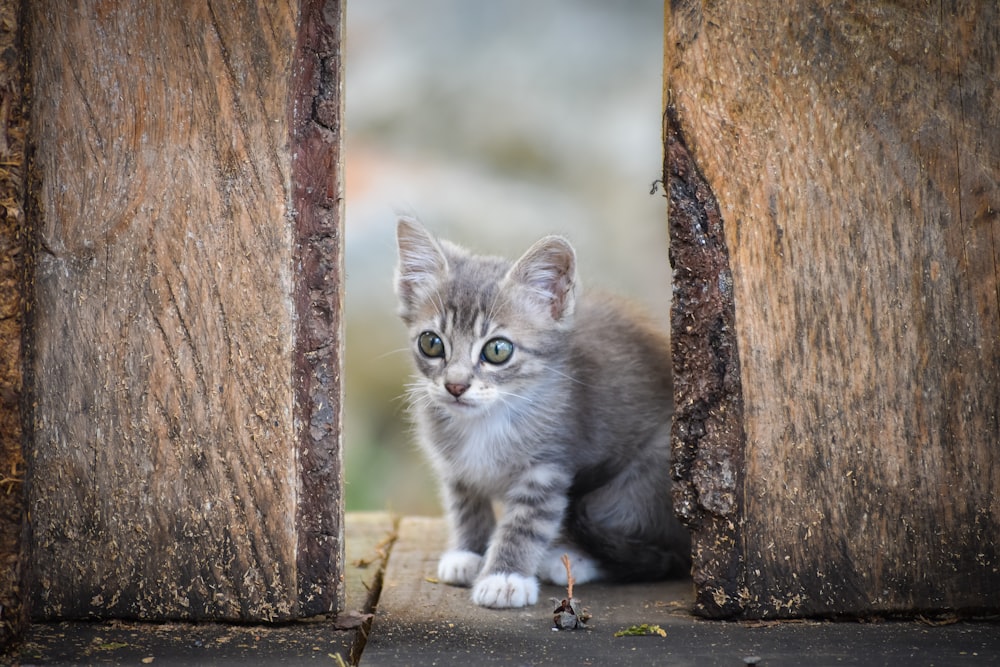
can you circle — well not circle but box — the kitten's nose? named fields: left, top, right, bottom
left=445, top=382, right=469, bottom=397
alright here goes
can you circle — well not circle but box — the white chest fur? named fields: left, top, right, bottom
left=424, top=405, right=533, bottom=497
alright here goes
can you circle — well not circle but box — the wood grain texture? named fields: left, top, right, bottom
left=665, top=1, right=999, bottom=618
left=0, top=0, right=28, bottom=647
left=26, top=0, right=344, bottom=621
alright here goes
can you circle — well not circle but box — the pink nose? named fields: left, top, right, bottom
left=445, top=383, right=469, bottom=397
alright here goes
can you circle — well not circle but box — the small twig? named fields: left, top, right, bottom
left=561, top=553, right=574, bottom=600
left=552, top=553, right=591, bottom=630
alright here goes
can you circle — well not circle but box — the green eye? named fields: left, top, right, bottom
left=481, top=337, right=514, bottom=365
left=418, top=331, right=445, bottom=358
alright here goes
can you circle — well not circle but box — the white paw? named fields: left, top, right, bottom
left=538, top=547, right=603, bottom=585
left=438, top=550, right=483, bottom=586
left=471, top=573, right=539, bottom=608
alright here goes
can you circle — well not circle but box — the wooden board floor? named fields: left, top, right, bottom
left=10, top=513, right=1000, bottom=666
left=363, top=517, right=1000, bottom=666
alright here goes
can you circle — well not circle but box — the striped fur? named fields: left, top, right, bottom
left=396, top=218, right=690, bottom=608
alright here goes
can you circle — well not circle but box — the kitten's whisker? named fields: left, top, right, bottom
left=497, top=390, right=533, bottom=404
left=540, top=364, right=592, bottom=387
left=392, top=390, right=417, bottom=405
left=397, top=381, right=431, bottom=407
left=374, top=347, right=411, bottom=361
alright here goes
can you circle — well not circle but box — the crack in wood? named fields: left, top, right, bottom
left=347, top=516, right=399, bottom=666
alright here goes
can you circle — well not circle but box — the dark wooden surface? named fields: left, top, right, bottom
left=666, top=108, right=745, bottom=620
left=361, top=516, right=1000, bottom=667
left=10, top=514, right=1000, bottom=666
left=0, top=0, right=28, bottom=650
left=665, top=1, right=1000, bottom=618
left=25, top=0, right=344, bottom=621
left=14, top=512, right=394, bottom=665
left=290, top=0, right=347, bottom=620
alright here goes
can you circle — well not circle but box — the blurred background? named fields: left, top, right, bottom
left=344, top=0, right=669, bottom=514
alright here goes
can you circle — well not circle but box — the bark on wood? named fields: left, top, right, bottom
left=666, top=109, right=746, bottom=619
left=26, top=0, right=344, bottom=621
left=0, top=0, right=28, bottom=648
left=291, top=0, right=346, bottom=618
left=666, top=1, right=1000, bottom=618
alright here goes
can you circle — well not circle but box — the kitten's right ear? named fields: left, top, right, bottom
left=508, top=235, right=577, bottom=323
left=395, top=216, right=447, bottom=316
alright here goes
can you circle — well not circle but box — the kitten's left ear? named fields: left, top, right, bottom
left=507, top=235, right=577, bottom=322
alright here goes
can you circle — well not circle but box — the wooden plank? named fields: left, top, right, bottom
left=342, top=511, right=397, bottom=614
left=360, top=516, right=1000, bottom=666
left=10, top=514, right=1000, bottom=664
left=290, top=0, right=347, bottom=619
left=364, top=516, right=699, bottom=666
left=25, top=0, right=344, bottom=621
left=15, top=513, right=397, bottom=665
left=665, top=1, right=1000, bottom=618
left=0, top=0, right=28, bottom=649
left=665, top=108, right=745, bottom=619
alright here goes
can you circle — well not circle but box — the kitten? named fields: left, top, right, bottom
left=395, top=217, right=690, bottom=609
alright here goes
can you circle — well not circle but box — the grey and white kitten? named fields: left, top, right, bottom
left=395, top=217, right=690, bottom=609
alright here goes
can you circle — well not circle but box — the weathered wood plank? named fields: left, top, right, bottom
left=360, top=516, right=1000, bottom=666
left=665, top=108, right=745, bottom=619
left=363, top=516, right=699, bottom=666
left=341, top=511, right=397, bottom=614
left=26, top=0, right=344, bottom=621
left=9, top=515, right=1000, bottom=664
left=665, top=1, right=1000, bottom=618
left=14, top=513, right=396, bottom=665
left=0, top=0, right=28, bottom=649
left=291, top=0, right=346, bottom=619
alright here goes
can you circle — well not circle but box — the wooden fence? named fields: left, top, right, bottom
left=0, top=0, right=996, bottom=648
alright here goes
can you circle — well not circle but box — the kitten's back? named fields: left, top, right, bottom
left=565, top=293, right=673, bottom=457
left=563, top=294, right=688, bottom=580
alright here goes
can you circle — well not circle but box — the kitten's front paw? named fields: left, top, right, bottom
left=471, top=573, right=539, bottom=608
left=538, top=547, right=603, bottom=586
left=438, top=550, right=483, bottom=586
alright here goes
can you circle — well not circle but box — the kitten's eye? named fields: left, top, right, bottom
left=481, top=337, right=514, bottom=365
left=418, top=331, right=445, bottom=358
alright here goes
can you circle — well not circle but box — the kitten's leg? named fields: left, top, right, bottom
left=438, top=481, right=495, bottom=586
left=538, top=544, right=603, bottom=586
left=472, top=464, right=570, bottom=608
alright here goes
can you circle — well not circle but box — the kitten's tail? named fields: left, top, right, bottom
left=567, top=510, right=692, bottom=582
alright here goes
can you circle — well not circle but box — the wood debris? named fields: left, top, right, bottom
left=551, top=554, right=591, bottom=630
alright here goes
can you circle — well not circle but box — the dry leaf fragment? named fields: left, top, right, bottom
left=614, top=623, right=667, bottom=638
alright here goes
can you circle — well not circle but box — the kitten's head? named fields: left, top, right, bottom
left=395, top=216, right=576, bottom=417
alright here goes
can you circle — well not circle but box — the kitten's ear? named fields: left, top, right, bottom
left=507, top=235, right=577, bottom=322
left=395, top=216, right=447, bottom=316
